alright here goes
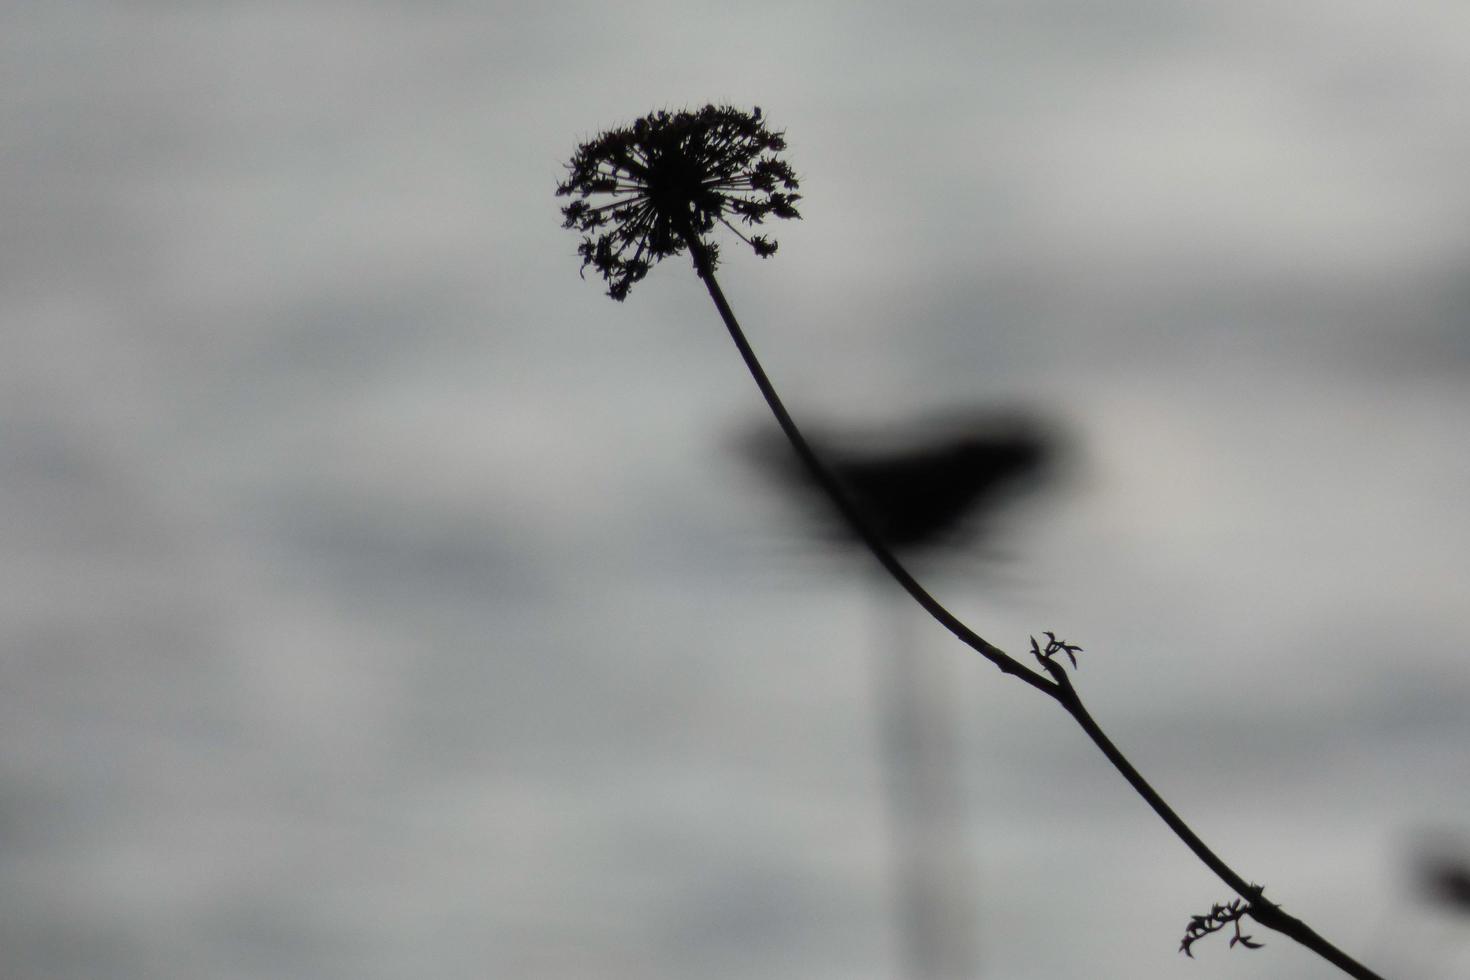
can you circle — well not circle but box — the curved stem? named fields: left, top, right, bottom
left=681, top=232, right=1054, bottom=698
left=683, top=232, right=1388, bottom=980
left=1042, top=667, right=1386, bottom=980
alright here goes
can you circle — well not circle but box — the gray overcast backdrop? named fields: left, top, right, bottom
left=5, top=2, right=1470, bottom=979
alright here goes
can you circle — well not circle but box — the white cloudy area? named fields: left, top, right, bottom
left=4, top=2, right=1470, bottom=979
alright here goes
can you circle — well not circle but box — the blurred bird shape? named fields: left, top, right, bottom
left=742, top=411, right=1062, bottom=554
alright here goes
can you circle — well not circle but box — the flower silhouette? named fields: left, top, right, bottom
left=556, top=105, right=801, bottom=300
left=554, top=107, right=1392, bottom=980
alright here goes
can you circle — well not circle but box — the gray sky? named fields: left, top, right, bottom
left=4, top=3, right=1470, bottom=978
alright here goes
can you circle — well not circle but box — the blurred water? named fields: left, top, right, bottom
left=4, top=3, right=1470, bottom=979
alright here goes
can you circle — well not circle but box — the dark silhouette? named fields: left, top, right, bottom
left=745, top=414, right=1057, bottom=554
left=560, top=104, right=1391, bottom=980
left=556, top=104, right=798, bottom=301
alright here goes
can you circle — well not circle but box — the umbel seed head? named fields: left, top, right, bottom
left=556, top=105, right=801, bottom=300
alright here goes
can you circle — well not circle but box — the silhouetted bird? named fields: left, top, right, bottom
left=745, top=413, right=1058, bottom=554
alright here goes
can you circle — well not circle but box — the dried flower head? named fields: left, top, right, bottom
left=556, top=105, right=801, bottom=300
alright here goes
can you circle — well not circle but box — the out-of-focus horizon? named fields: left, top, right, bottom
left=4, top=3, right=1470, bottom=979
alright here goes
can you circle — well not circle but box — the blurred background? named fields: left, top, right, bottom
left=5, top=2, right=1470, bottom=978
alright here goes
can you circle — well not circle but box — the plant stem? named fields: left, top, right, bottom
left=681, top=234, right=1052, bottom=697
left=1044, top=667, right=1386, bottom=980
left=682, top=231, right=1388, bottom=980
